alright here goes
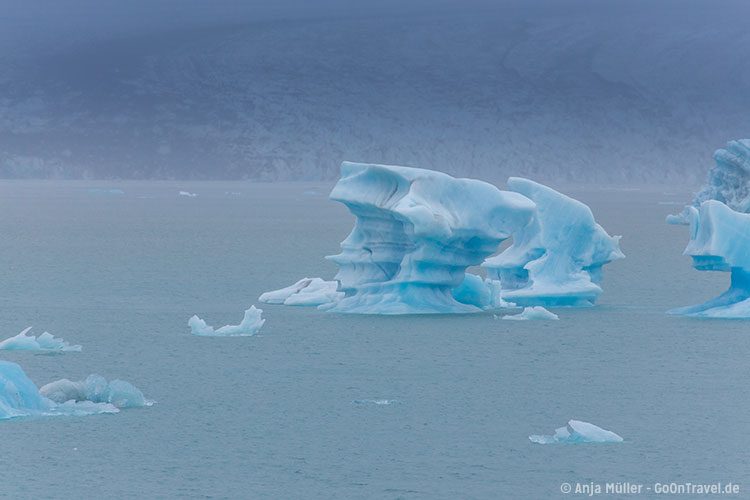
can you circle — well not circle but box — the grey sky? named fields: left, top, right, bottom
left=1, top=0, right=748, bottom=183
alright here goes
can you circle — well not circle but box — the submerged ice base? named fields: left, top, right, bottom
left=529, top=420, right=623, bottom=444
left=189, top=306, right=265, bottom=336
left=0, top=327, right=81, bottom=352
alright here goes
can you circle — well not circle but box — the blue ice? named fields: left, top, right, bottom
left=0, top=327, right=81, bottom=353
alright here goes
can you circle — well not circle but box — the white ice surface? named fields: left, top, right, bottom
left=502, top=306, right=559, bottom=321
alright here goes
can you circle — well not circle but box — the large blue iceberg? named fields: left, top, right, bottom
left=669, top=140, right=750, bottom=318
left=260, top=162, right=622, bottom=314
left=0, top=361, right=151, bottom=420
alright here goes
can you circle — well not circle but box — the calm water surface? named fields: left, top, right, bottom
left=0, top=181, right=747, bottom=499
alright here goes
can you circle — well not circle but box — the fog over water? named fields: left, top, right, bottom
left=1, top=0, right=748, bottom=183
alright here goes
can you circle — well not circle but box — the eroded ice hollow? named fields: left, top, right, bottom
left=668, top=140, right=750, bottom=318
left=260, top=162, right=622, bottom=314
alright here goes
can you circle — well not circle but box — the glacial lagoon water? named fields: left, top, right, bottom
left=0, top=181, right=748, bottom=498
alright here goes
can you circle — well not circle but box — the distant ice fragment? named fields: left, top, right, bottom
left=529, top=420, right=623, bottom=444
left=484, top=178, right=624, bottom=307
left=0, top=327, right=81, bottom=352
left=352, top=399, right=397, bottom=406
left=189, top=306, right=265, bottom=336
left=40, top=375, right=153, bottom=408
left=179, top=191, right=197, bottom=197
left=259, top=278, right=343, bottom=306
left=0, top=361, right=120, bottom=420
left=502, top=306, right=559, bottom=321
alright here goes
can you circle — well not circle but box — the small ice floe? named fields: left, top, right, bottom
left=259, top=278, right=343, bottom=306
left=0, top=327, right=81, bottom=353
left=188, top=306, right=265, bottom=337
left=529, top=420, right=623, bottom=444
left=502, top=306, right=559, bottom=321
left=0, top=360, right=150, bottom=421
left=352, top=399, right=398, bottom=406
left=40, top=374, right=154, bottom=409
left=179, top=191, right=198, bottom=197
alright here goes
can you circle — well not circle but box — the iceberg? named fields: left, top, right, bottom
left=40, top=375, right=153, bottom=408
left=0, top=361, right=121, bottom=420
left=668, top=140, right=750, bottom=318
left=0, top=327, right=82, bottom=352
left=484, top=177, right=624, bottom=307
left=264, top=163, right=621, bottom=314
left=321, top=162, right=537, bottom=314
left=259, top=278, right=343, bottom=306
left=189, top=306, right=265, bottom=336
left=669, top=201, right=750, bottom=317
left=529, top=420, right=623, bottom=444
left=179, top=190, right=198, bottom=197
left=502, top=306, right=559, bottom=321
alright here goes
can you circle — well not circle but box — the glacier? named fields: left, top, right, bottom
left=668, top=140, right=750, bottom=318
left=321, top=162, right=537, bottom=314
left=502, top=307, right=559, bottom=321
left=0, top=360, right=135, bottom=420
left=259, top=278, right=343, bottom=306
left=0, top=327, right=82, bottom=353
left=529, top=420, right=623, bottom=444
left=189, top=306, right=265, bottom=336
left=260, top=163, right=621, bottom=314
left=484, top=178, right=624, bottom=307
left=40, top=375, right=153, bottom=409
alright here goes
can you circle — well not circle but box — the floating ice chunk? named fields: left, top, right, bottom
left=259, top=278, right=343, bottom=306
left=179, top=191, right=197, bottom=197
left=484, top=178, right=624, bottom=307
left=188, top=306, right=265, bottom=336
left=529, top=420, right=623, bottom=444
left=322, top=162, right=536, bottom=314
left=40, top=374, right=153, bottom=408
left=0, top=327, right=81, bottom=352
left=0, top=361, right=119, bottom=420
left=502, top=306, right=559, bottom=321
